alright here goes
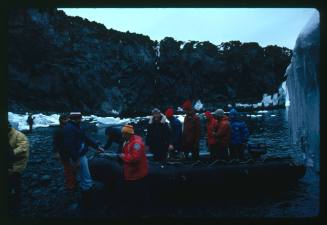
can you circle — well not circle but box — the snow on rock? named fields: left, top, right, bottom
left=180, top=42, right=187, bottom=50
left=286, top=9, right=320, bottom=172
left=8, top=112, right=60, bottom=131
left=154, top=43, right=160, bottom=58
left=194, top=100, right=203, bottom=111
left=193, top=42, right=199, bottom=48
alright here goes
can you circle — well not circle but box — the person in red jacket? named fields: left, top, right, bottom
left=181, top=100, right=201, bottom=161
left=213, top=109, right=231, bottom=161
left=204, top=111, right=219, bottom=161
left=120, top=124, right=149, bottom=217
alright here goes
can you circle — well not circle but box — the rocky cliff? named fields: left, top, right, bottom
left=8, top=9, right=292, bottom=116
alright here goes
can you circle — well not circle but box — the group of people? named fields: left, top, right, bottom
left=112, top=99, right=249, bottom=163
left=7, top=100, right=249, bottom=216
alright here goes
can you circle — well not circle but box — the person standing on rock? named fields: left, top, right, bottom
left=53, top=114, right=77, bottom=190
left=120, top=124, right=149, bottom=217
left=8, top=121, right=30, bottom=208
left=181, top=100, right=201, bottom=161
left=165, top=107, right=183, bottom=159
left=204, top=111, right=219, bottom=161
left=145, top=108, right=172, bottom=162
left=229, top=108, right=249, bottom=161
left=212, top=109, right=231, bottom=161
left=26, top=113, right=34, bottom=132
left=63, top=112, right=104, bottom=208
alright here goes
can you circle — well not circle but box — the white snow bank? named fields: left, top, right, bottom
left=8, top=112, right=132, bottom=131
left=8, top=112, right=60, bottom=131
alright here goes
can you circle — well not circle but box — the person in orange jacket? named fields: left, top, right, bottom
left=119, top=124, right=149, bottom=217
left=204, top=111, right=219, bottom=161
left=213, top=109, right=231, bottom=161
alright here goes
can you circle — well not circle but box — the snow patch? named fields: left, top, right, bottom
left=154, top=43, right=160, bottom=58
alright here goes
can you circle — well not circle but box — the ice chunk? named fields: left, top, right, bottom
left=194, top=100, right=203, bottom=111
left=261, top=94, right=272, bottom=107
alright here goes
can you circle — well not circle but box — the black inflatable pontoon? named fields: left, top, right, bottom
left=89, top=152, right=306, bottom=193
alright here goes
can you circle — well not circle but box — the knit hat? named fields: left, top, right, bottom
left=229, top=108, right=238, bottom=118
left=69, top=112, right=82, bottom=119
left=121, top=124, right=134, bottom=134
left=165, top=108, right=174, bottom=118
left=213, top=109, right=224, bottom=117
left=151, top=108, right=161, bottom=114
left=182, top=100, right=192, bottom=110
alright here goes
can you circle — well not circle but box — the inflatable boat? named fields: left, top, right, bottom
left=89, top=150, right=306, bottom=195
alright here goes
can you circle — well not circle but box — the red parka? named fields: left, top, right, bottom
left=121, top=135, right=148, bottom=181
left=205, top=113, right=218, bottom=145
left=181, top=113, right=201, bottom=151
left=215, top=116, right=231, bottom=148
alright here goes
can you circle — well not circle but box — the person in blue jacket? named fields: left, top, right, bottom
left=165, top=107, right=183, bottom=159
left=63, top=112, right=104, bottom=208
left=229, top=108, right=249, bottom=161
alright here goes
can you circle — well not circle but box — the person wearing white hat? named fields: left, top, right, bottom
left=63, top=112, right=104, bottom=209
left=212, top=109, right=231, bottom=161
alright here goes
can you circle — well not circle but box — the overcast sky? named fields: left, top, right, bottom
left=59, top=8, right=317, bottom=49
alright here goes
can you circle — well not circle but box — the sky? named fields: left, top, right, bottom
left=59, top=8, right=317, bottom=49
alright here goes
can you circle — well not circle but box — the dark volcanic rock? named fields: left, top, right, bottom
left=8, top=9, right=291, bottom=115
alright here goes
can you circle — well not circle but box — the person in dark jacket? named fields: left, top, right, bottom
left=181, top=100, right=201, bottom=161
left=213, top=109, right=231, bottom=161
left=165, top=107, right=183, bottom=159
left=26, top=113, right=34, bottom=132
left=229, top=108, right=249, bottom=161
left=63, top=112, right=104, bottom=208
left=104, top=126, right=124, bottom=153
left=53, top=114, right=77, bottom=190
left=145, top=108, right=172, bottom=162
